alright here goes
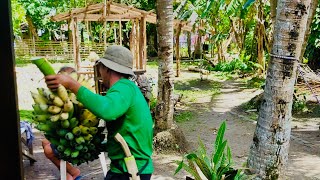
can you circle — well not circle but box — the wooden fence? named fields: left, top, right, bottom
left=14, top=39, right=109, bottom=62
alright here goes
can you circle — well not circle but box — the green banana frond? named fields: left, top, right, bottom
left=186, top=153, right=212, bottom=179
left=212, top=140, right=227, bottom=172
left=213, top=121, right=226, bottom=155
left=197, top=136, right=211, bottom=166
left=174, top=159, right=202, bottom=180
left=243, top=0, right=256, bottom=9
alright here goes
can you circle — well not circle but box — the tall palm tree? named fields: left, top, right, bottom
left=246, top=0, right=314, bottom=179
left=155, top=0, right=174, bottom=131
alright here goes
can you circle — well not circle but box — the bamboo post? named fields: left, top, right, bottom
left=139, top=15, right=146, bottom=72
left=135, top=18, right=140, bottom=70
left=103, top=0, right=107, bottom=47
left=114, top=22, right=117, bottom=44
left=72, top=17, right=81, bottom=71
left=175, top=23, right=182, bottom=77
left=129, top=20, right=136, bottom=68
left=119, top=20, right=122, bottom=45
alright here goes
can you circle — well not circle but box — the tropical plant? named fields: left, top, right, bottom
left=174, top=121, right=249, bottom=180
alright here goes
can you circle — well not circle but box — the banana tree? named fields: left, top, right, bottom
left=246, top=0, right=315, bottom=179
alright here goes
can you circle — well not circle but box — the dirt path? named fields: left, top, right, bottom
left=21, top=66, right=320, bottom=180
left=158, top=75, right=320, bottom=180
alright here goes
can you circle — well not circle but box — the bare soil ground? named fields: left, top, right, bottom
left=19, top=64, right=320, bottom=180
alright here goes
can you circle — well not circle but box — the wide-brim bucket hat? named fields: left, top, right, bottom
left=96, top=45, right=135, bottom=76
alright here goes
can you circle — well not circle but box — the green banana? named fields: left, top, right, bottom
left=79, top=125, right=90, bottom=135
left=59, top=138, right=68, bottom=146
left=33, top=114, right=50, bottom=122
left=32, top=104, right=48, bottom=114
left=89, top=127, right=98, bottom=135
left=69, top=117, right=79, bottom=129
left=61, top=120, right=70, bottom=128
left=35, top=123, right=51, bottom=132
left=56, top=129, right=69, bottom=137
left=74, top=144, right=83, bottom=151
left=88, top=143, right=95, bottom=150
left=75, top=136, right=85, bottom=144
left=80, top=145, right=88, bottom=152
left=71, top=150, right=80, bottom=158
left=72, top=126, right=81, bottom=136
left=83, top=134, right=93, bottom=141
left=65, top=132, right=74, bottom=140
left=63, top=148, right=72, bottom=156
left=57, top=145, right=65, bottom=152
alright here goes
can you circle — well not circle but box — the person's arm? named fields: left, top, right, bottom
left=76, top=83, right=134, bottom=121
left=45, top=74, right=82, bottom=94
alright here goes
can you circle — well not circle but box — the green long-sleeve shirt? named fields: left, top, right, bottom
left=77, top=78, right=154, bottom=174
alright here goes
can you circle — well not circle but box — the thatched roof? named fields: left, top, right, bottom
left=51, top=1, right=195, bottom=32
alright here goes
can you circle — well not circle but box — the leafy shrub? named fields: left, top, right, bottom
left=174, top=121, right=250, bottom=180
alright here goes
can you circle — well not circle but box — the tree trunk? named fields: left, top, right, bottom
left=187, top=32, right=191, bottom=59
left=299, top=0, right=318, bottom=61
left=26, top=15, right=38, bottom=40
left=155, top=0, right=175, bottom=131
left=247, top=0, right=313, bottom=179
left=257, top=0, right=265, bottom=74
left=175, top=24, right=182, bottom=77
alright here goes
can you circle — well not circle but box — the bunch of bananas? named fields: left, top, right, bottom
left=30, top=75, right=106, bottom=166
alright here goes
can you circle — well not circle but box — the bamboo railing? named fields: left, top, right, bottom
left=14, top=39, right=108, bottom=61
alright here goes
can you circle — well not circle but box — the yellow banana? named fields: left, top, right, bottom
left=42, top=88, right=53, bottom=100
left=30, top=91, right=48, bottom=105
left=48, top=105, right=62, bottom=114
left=52, top=96, right=64, bottom=107
left=57, top=85, right=69, bottom=102
left=59, top=112, right=69, bottom=120
left=63, top=99, right=74, bottom=112
left=80, top=109, right=96, bottom=121
left=68, top=92, right=79, bottom=104
left=81, top=118, right=99, bottom=127
left=50, top=114, right=60, bottom=122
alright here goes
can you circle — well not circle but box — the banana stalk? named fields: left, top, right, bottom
left=31, top=57, right=56, bottom=76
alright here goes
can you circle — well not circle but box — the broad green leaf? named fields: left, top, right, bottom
left=213, top=140, right=227, bottom=171
left=243, top=0, right=256, bottom=9
left=213, top=121, right=226, bottom=153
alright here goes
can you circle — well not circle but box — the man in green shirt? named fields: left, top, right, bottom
left=45, top=45, right=154, bottom=180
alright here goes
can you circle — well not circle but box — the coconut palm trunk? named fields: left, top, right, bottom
left=155, top=0, right=174, bottom=131
left=247, top=0, right=313, bottom=179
